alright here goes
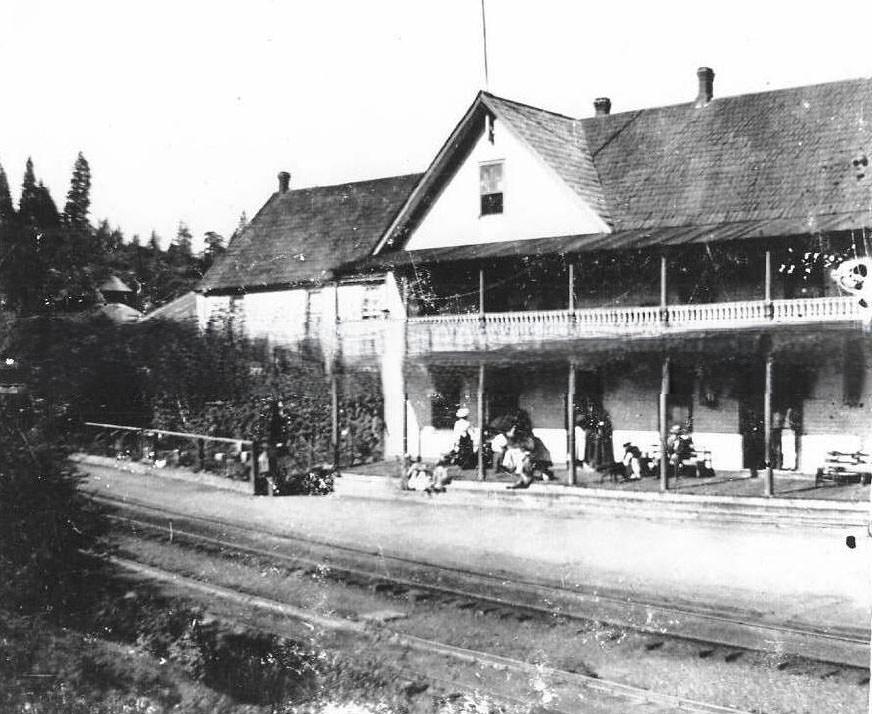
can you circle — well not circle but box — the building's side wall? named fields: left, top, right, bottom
left=605, top=367, right=745, bottom=471
left=801, top=350, right=872, bottom=470
left=400, top=353, right=870, bottom=474
left=203, top=281, right=388, bottom=355
left=403, top=117, right=608, bottom=251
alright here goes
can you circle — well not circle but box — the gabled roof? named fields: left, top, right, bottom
left=374, top=91, right=611, bottom=253
left=376, top=77, right=872, bottom=259
left=142, top=290, right=199, bottom=323
left=483, top=94, right=611, bottom=225
left=202, top=173, right=421, bottom=293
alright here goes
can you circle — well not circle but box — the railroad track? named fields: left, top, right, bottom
left=109, top=554, right=750, bottom=713
left=91, top=492, right=870, bottom=672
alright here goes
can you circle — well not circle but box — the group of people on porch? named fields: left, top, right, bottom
left=438, top=402, right=717, bottom=485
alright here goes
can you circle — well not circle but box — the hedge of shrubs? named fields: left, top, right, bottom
left=3, top=314, right=385, bottom=472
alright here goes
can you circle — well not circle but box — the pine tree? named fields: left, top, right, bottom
left=33, top=181, right=60, bottom=229
left=63, top=152, right=91, bottom=228
left=148, top=231, right=161, bottom=253
left=18, top=157, right=39, bottom=226
left=0, top=163, right=14, bottom=223
left=202, top=231, right=225, bottom=271
left=172, top=221, right=193, bottom=257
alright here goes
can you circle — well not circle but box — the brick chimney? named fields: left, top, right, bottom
left=594, top=97, right=611, bottom=116
left=277, top=171, right=291, bottom=193
left=695, top=67, right=714, bottom=107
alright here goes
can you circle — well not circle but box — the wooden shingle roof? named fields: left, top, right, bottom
left=202, top=173, right=421, bottom=292
left=581, top=77, right=872, bottom=233
left=482, top=93, right=611, bottom=225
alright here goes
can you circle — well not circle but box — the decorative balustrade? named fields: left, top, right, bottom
left=772, top=296, right=858, bottom=322
left=394, top=296, right=863, bottom=355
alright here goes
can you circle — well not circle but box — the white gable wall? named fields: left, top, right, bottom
left=404, top=119, right=609, bottom=251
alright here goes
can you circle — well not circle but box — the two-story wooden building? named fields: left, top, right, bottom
left=201, top=69, right=871, bottom=484
left=339, top=69, right=871, bottom=480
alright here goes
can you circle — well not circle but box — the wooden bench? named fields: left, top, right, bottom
left=816, top=451, right=871, bottom=486
left=646, top=444, right=714, bottom=479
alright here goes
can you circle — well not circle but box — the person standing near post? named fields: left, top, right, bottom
left=452, top=407, right=476, bottom=470
left=781, top=407, right=797, bottom=471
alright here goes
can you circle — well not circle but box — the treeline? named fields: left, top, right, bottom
left=0, top=154, right=231, bottom=314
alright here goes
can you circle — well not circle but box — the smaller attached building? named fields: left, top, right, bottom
left=200, top=171, right=421, bottom=366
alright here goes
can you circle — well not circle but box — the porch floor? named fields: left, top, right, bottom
left=344, top=461, right=871, bottom=502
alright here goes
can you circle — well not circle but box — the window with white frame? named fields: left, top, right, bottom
left=480, top=161, right=504, bottom=215
left=361, top=284, right=383, bottom=319
left=305, top=289, right=323, bottom=337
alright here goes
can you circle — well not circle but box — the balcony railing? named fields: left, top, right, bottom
left=398, top=296, right=863, bottom=355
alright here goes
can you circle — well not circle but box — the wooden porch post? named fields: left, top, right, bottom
left=330, top=281, right=340, bottom=469
left=659, top=253, right=668, bottom=323
left=568, top=262, right=575, bottom=313
left=567, top=362, right=577, bottom=486
left=764, top=248, right=774, bottom=319
left=477, top=362, right=486, bottom=481
left=659, top=356, right=670, bottom=491
left=330, top=371, right=340, bottom=469
left=763, top=351, right=774, bottom=496
left=479, top=267, right=486, bottom=316
left=402, top=392, right=408, bottom=456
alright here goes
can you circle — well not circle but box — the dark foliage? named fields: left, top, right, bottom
left=5, top=315, right=384, bottom=469
left=0, top=400, right=106, bottom=616
left=0, top=154, right=225, bottom=315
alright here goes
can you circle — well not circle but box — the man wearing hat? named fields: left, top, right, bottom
left=667, top=424, right=695, bottom=477
left=621, top=441, right=646, bottom=480
left=452, top=407, right=476, bottom=470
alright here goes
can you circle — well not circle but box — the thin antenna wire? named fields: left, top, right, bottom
left=480, top=0, right=489, bottom=90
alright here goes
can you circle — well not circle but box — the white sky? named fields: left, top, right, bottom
left=1, top=0, right=871, bottom=250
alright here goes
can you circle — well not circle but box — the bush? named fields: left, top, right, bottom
left=5, top=315, right=385, bottom=470
left=0, top=401, right=106, bottom=615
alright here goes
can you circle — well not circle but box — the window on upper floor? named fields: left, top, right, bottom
left=361, top=284, right=383, bottom=319
left=306, top=289, right=323, bottom=336
left=480, top=161, right=504, bottom=216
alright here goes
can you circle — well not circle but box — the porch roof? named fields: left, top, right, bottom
left=350, top=213, right=869, bottom=272
left=406, top=322, right=864, bottom=368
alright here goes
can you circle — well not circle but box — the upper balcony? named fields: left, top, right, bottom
left=403, top=295, right=862, bottom=356
left=339, top=238, right=868, bottom=361
left=334, top=295, right=864, bottom=362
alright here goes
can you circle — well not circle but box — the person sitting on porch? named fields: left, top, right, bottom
left=451, top=407, right=477, bottom=470
left=622, top=442, right=648, bottom=480
left=667, top=424, right=695, bottom=477
left=432, top=456, right=452, bottom=491
left=504, top=424, right=535, bottom=489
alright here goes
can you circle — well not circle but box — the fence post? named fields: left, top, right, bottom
left=250, top=440, right=259, bottom=494
left=197, top=438, right=205, bottom=471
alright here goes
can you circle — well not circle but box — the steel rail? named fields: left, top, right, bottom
left=91, top=492, right=870, bottom=669
left=109, top=554, right=751, bottom=714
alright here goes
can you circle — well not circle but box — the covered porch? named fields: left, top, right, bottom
left=399, top=324, right=870, bottom=494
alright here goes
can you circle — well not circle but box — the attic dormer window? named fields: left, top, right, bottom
left=480, top=161, right=504, bottom=216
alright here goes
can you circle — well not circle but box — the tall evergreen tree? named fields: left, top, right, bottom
left=148, top=231, right=161, bottom=253
left=0, top=163, right=14, bottom=223
left=33, top=182, right=60, bottom=230
left=18, top=158, right=39, bottom=226
left=172, top=221, right=193, bottom=257
left=63, top=152, right=91, bottom=228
